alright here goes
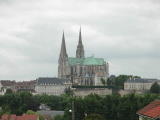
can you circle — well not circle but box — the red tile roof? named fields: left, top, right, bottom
left=137, top=100, right=160, bottom=119
left=9, top=115, right=17, bottom=120
left=0, top=114, right=38, bottom=120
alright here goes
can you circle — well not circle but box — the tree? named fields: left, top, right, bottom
left=84, top=114, right=105, bottom=120
left=107, top=75, right=141, bottom=89
left=64, top=87, right=74, bottom=96
left=150, top=82, right=160, bottom=94
left=100, top=78, right=106, bottom=86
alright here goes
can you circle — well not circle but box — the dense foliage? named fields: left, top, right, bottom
left=84, top=114, right=105, bottom=120
left=0, top=92, right=40, bottom=115
left=0, top=91, right=159, bottom=120
left=107, top=75, right=140, bottom=89
left=150, top=82, right=160, bottom=94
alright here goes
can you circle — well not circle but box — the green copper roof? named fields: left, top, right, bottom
left=68, top=57, right=105, bottom=66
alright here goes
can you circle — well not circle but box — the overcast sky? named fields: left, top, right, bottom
left=0, top=0, right=160, bottom=81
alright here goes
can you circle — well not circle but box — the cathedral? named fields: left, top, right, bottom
left=58, top=28, right=109, bottom=86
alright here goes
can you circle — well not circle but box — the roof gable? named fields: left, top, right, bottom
left=137, top=100, right=160, bottom=119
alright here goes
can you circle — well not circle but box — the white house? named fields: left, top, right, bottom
left=124, top=78, right=159, bottom=91
left=35, top=77, right=71, bottom=95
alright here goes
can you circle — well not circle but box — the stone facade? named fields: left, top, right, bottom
left=35, top=77, right=71, bottom=95
left=73, top=88, right=112, bottom=97
left=124, top=78, right=158, bottom=91
left=15, top=80, right=36, bottom=92
left=58, top=29, right=109, bottom=86
left=0, top=80, right=16, bottom=95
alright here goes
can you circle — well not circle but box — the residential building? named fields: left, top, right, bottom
left=35, top=77, right=71, bottom=95
left=15, top=80, right=36, bottom=92
left=0, top=80, right=16, bottom=95
left=124, top=78, right=159, bottom=91
left=137, top=100, right=160, bottom=120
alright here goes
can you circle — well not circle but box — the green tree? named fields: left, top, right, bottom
left=64, top=87, right=74, bottom=96
left=150, top=82, right=160, bottom=94
left=100, top=78, right=106, bottom=86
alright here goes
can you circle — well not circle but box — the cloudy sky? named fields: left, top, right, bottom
left=0, top=0, right=159, bottom=81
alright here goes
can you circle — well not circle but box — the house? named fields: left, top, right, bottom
left=0, top=114, right=39, bottom=120
left=137, top=100, right=160, bottom=120
left=0, top=80, right=16, bottom=95
left=35, top=77, right=71, bottom=95
left=15, top=80, right=36, bottom=93
left=39, top=104, right=51, bottom=111
left=124, top=78, right=159, bottom=91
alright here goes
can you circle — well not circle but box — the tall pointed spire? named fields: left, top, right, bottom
left=79, top=27, right=82, bottom=44
left=59, top=31, right=68, bottom=60
left=60, top=31, right=68, bottom=57
left=58, top=31, right=68, bottom=78
left=76, top=27, right=85, bottom=58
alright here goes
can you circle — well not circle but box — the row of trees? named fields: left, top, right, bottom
left=0, top=90, right=160, bottom=120
left=0, top=92, right=40, bottom=115
left=150, top=82, right=160, bottom=94
left=68, top=94, right=159, bottom=120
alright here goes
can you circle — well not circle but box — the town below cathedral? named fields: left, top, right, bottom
left=0, top=29, right=159, bottom=97
left=0, top=29, right=159, bottom=120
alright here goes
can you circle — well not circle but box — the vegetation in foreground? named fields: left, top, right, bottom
left=0, top=91, right=160, bottom=120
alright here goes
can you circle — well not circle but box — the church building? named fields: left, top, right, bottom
left=58, top=28, right=109, bottom=86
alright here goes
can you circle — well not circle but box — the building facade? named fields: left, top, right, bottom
left=58, top=29, right=109, bottom=86
left=15, top=80, right=36, bottom=92
left=0, top=80, right=16, bottom=95
left=35, top=77, right=71, bottom=95
left=124, top=78, right=158, bottom=91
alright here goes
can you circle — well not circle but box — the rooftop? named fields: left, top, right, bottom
left=37, top=77, right=70, bottom=85
left=137, top=100, right=160, bottom=119
left=125, top=78, right=158, bottom=83
left=68, top=56, right=106, bottom=66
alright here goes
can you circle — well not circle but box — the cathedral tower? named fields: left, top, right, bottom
left=76, top=28, right=85, bottom=58
left=58, top=32, right=68, bottom=78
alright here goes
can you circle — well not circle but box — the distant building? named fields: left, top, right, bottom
left=0, top=80, right=37, bottom=95
left=39, top=104, right=51, bottom=111
left=137, top=100, right=160, bottom=120
left=94, top=72, right=108, bottom=86
left=15, top=80, right=36, bottom=93
left=124, top=78, right=159, bottom=91
left=0, top=80, right=16, bottom=95
left=58, top=29, right=109, bottom=86
left=35, top=77, right=71, bottom=95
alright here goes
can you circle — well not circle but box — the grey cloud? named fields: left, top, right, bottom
left=0, top=0, right=159, bottom=80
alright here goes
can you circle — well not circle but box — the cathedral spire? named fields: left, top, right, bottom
left=76, top=27, right=85, bottom=58
left=59, top=31, right=68, bottom=60
left=79, top=27, right=82, bottom=45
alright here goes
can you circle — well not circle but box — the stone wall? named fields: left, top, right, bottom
left=73, top=88, right=112, bottom=97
